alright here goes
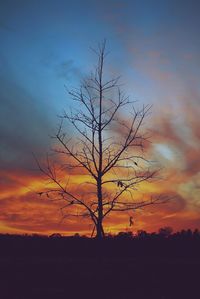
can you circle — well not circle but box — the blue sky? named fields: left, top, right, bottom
left=1, top=0, right=200, bottom=119
left=1, top=0, right=200, bottom=175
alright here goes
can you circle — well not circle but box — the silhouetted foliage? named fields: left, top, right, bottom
left=0, top=228, right=200, bottom=259
left=158, top=226, right=173, bottom=238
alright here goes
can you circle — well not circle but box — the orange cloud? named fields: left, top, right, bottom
left=1, top=89, right=200, bottom=236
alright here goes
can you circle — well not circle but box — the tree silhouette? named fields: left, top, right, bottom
left=36, top=41, right=168, bottom=239
left=158, top=227, right=173, bottom=238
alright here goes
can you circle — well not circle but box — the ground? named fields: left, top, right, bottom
left=0, top=235, right=199, bottom=299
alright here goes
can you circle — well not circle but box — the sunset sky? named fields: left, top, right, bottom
left=1, top=0, right=200, bottom=236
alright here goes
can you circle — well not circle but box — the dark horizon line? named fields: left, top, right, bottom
left=0, top=226, right=199, bottom=238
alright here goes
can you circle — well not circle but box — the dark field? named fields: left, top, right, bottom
left=0, top=233, right=200, bottom=299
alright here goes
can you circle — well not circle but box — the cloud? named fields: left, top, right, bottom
left=0, top=190, right=94, bottom=235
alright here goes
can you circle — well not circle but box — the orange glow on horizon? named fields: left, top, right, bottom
left=1, top=91, right=200, bottom=236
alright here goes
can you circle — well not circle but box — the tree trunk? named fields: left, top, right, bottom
left=96, top=178, right=104, bottom=239
left=96, top=219, right=104, bottom=239
left=96, top=51, right=104, bottom=240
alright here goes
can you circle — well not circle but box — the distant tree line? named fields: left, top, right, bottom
left=0, top=227, right=200, bottom=260
left=1, top=226, right=200, bottom=240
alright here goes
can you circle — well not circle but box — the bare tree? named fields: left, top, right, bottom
left=36, top=41, right=168, bottom=239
